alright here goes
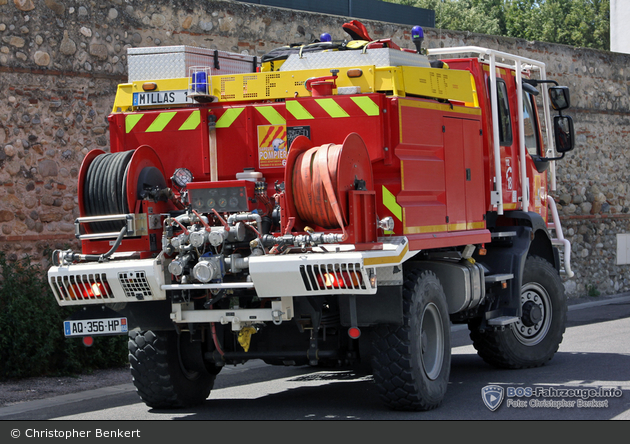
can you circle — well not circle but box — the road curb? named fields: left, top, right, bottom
left=0, top=383, right=135, bottom=418
left=567, top=294, right=630, bottom=311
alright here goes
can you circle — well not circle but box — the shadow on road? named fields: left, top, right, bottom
left=3, top=301, right=628, bottom=421
left=146, top=349, right=629, bottom=421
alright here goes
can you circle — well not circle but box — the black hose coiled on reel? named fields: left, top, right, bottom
left=83, top=151, right=134, bottom=233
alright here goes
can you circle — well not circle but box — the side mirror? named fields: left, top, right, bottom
left=554, top=115, right=575, bottom=153
left=549, top=86, right=570, bottom=111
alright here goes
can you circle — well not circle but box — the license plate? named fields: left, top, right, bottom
left=132, top=90, right=193, bottom=107
left=64, top=318, right=128, bottom=337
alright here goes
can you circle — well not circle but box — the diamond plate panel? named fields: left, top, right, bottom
left=279, top=48, right=431, bottom=71
left=128, top=46, right=257, bottom=82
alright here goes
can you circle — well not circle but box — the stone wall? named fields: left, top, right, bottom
left=1, top=0, right=629, bottom=298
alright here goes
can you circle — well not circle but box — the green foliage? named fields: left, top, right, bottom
left=0, top=253, right=127, bottom=380
left=586, top=283, right=601, bottom=297
left=505, top=0, right=610, bottom=50
left=407, top=0, right=505, bottom=35
left=384, top=0, right=610, bottom=50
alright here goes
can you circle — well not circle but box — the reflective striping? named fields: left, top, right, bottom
left=364, top=243, right=409, bottom=266
left=405, top=224, right=448, bottom=234
left=179, top=110, right=201, bottom=131
left=287, top=96, right=381, bottom=120
left=256, top=106, right=286, bottom=125
left=124, top=110, right=201, bottom=133
left=467, top=221, right=486, bottom=230
left=351, top=96, right=380, bottom=116
left=122, top=96, right=380, bottom=133
left=125, top=114, right=143, bottom=133
left=405, top=222, right=485, bottom=234
left=400, top=99, right=481, bottom=116
left=146, top=112, right=176, bottom=132
left=482, top=64, right=510, bottom=76
left=286, top=101, right=314, bottom=120
left=448, top=223, right=468, bottom=231
left=216, top=108, right=245, bottom=128
left=382, top=185, right=402, bottom=221
left=217, top=96, right=381, bottom=129
left=315, top=98, right=350, bottom=118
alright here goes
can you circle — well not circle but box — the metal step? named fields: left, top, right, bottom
left=487, top=316, right=519, bottom=326
left=490, top=231, right=517, bottom=239
left=484, top=273, right=514, bottom=283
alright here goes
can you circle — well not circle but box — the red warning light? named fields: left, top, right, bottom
left=348, top=327, right=361, bottom=339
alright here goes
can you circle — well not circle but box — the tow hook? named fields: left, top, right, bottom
left=271, top=309, right=284, bottom=325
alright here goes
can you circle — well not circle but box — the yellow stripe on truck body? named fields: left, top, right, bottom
left=111, top=64, right=478, bottom=112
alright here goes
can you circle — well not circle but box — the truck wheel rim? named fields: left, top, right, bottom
left=512, top=283, right=552, bottom=346
left=420, top=302, right=444, bottom=380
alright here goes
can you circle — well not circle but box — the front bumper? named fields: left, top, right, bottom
left=48, top=257, right=167, bottom=306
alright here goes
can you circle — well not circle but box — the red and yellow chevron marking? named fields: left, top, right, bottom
left=125, top=110, right=201, bottom=134
left=213, top=96, right=381, bottom=129
left=286, top=95, right=380, bottom=121
left=257, top=124, right=287, bottom=169
left=258, top=125, right=286, bottom=148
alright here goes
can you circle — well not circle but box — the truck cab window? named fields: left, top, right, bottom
left=496, top=79, right=512, bottom=146
left=522, top=91, right=541, bottom=156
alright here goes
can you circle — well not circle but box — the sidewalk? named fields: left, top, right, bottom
left=567, top=291, right=630, bottom=310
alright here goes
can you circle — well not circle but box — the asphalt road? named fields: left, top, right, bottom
left=1, top=296, right=629, bottom=422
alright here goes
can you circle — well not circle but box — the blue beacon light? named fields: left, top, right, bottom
left=320, top=33, right=332, bottom=43
left=192, top=70, right=208, bottom=94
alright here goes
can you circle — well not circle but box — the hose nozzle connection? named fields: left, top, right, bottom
left=51, top=226, right=128, bottom=265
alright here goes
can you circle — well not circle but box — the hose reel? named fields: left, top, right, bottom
left=287, top=133, right=374, bottom=235
left=78, top=145, right=167, bottom=234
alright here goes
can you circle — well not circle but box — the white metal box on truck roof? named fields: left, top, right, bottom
left=127, top=45, right=258, bottom=81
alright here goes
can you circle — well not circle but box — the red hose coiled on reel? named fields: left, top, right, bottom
left=292, top=143, right=346, bottom=231
left=289, top=133, right=374, bottom=240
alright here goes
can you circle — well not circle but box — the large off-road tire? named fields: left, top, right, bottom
left=128, top=330, right=217, bottom=409
left=469, top=256, right=567, bottom=369
left=371, top=269, right=451, bottom=411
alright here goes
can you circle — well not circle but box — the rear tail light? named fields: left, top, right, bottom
left=69, top=282, right=111, bottom=299
left=316, top=271, right=363, bottom=289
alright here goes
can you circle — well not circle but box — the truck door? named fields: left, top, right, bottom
left=443, top=117, right=485, bottom=231
left=494, top=77, right=519, bottom=211
left=522, top=90, right=549, bottom=220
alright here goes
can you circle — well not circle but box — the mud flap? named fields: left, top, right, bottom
left=475, top=226, right=531, bottom=323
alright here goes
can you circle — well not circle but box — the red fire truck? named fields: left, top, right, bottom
left=48, top=22, right=575, bottom=411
